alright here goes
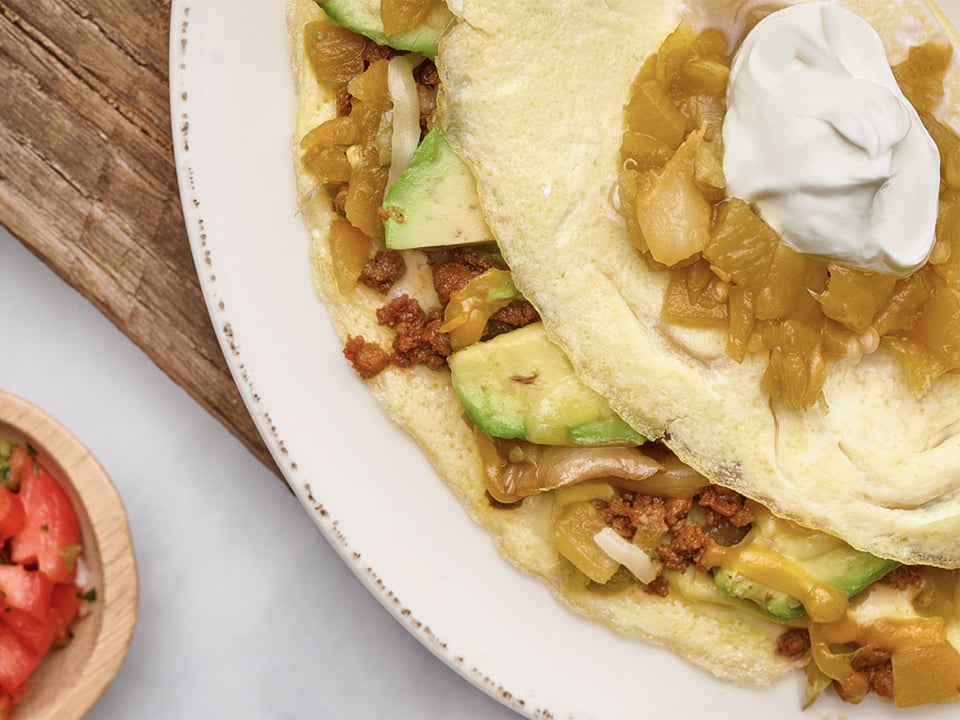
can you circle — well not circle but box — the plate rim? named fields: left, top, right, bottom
left=165, top=2, right=960, bottom=718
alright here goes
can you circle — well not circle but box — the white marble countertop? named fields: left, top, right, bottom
left=2, top=226, right=519, bottom=719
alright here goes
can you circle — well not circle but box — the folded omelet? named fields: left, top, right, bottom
left=288, top=0, right=802, bottom=687
left=438, top=0, right=960, bottom=569
left=289, top=0, right=960, bottom=704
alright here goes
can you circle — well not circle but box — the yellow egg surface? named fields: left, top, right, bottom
left=438, top=0, right=960, bottom=569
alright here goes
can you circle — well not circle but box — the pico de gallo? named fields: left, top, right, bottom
left=0, top=440, right=91, bottom=717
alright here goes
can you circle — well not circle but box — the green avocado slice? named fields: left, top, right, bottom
left=317, top=0, right=454, bottom=57
left=448, top=323, right=645, bottom=446
left=713, top=510, right=900, bottom=621
left=383, top=124, right=494, bottom=251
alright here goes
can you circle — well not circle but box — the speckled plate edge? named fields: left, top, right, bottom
left=166, top=6, right=549, bottom=717
left=167, top=2, right=960, bottom=718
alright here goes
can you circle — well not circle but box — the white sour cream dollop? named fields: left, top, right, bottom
left=722, top=2, right=941, bottom=277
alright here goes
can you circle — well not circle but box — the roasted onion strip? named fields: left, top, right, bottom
left=475, top=428, right=706, bottom=503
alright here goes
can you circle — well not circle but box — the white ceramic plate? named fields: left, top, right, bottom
left=169, top=2, right=960, bottom=717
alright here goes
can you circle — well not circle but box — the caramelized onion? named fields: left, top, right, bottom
left=380, top=0, right=436, bottom=36
left=553, top=502, right=621, bottom=583
left=327, top=217, right=374, bottom=293
left=892, top=643, right=960, bottom=707
left=440, top=268, right=517, bottom=349
left=303, top=18, right=368, bottom=87
left=475, top=429, right=708, bottom=504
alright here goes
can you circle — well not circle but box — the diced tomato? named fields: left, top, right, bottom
left=5, top=447, right=29, bottom=490
left=0, top=565, right=54, bottom=620
left=1, top=607, right=60, bottom=658
left=0, top=487, right=24, bottom=540
left=9, top=457, right=82, bottom=584
left=0, top=444, right=86, bottom=713
left=50, top=582, right=81, bottom=643
left=0, top=622, right=40, bottom=696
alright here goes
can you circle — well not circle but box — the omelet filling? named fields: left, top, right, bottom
left=476, top=429, right=960, bottom=707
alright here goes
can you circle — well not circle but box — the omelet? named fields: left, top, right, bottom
left=287, top=0, right=800, bottom=687
left=438, top=0, right=960, bottom=569
left=288, top=0, right=960, bottom=703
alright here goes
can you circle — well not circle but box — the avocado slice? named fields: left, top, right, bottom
left=448, top=323, right=645, bottom=446
left=317, top=0, right=454, bottom=57
left=382, top=124, right=494, bottom=251
left=713, top=509, right=900, bottom=621
left=669, top=566, right=794, bottom=623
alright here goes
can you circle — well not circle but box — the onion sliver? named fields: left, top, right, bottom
left=534, top=446, right=661, bottom=490
left=492, top=445, right=663, bottom=503
left=387, top=54, right=423, bottom=187
left=593, top=527, right=658, bottom=583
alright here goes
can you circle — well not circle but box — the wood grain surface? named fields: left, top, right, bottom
left=0, top=1, right=277, bottom=474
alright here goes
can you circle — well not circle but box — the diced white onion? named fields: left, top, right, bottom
left=387, top=54, right=423, bottom=188
left=593, top=527, right=658, bottom=584
left=75, top=556, right=96, bottom=617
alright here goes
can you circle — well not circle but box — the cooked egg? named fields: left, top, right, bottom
left=438, top=0, right=960, bottom=568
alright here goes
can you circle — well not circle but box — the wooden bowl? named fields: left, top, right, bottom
left=0, top=390, right=138, bottom=720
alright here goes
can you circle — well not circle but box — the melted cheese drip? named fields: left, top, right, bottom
left=702, top=538, right=960, bottom=705
left=702, top=542, right=849, bottom=622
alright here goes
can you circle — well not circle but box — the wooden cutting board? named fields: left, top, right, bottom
left=0, top=0, right=277, bottom=474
